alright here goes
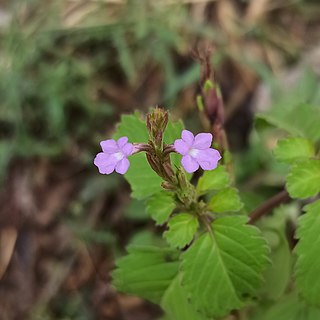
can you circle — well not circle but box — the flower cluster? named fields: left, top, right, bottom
left=94, top=130, right=221, bottom=175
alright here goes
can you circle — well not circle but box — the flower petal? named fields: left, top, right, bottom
left=174, top=139, right=189, bottom=155
left=94, top=153, right=117, bottom=174
left=117, top=136, right=129, bottom=148
left=196, top=148, right=221, bottom=171
left=121, top=142, right=133, bottom=156
left=193, top=133, right=212, bottom=149
left=181, top=130, right=194, bottom=145
left=115, top=158, right=130, bottom=174
left=100, top=139, right=118, bottom=153
left=181, top=155, right=199, bottom=173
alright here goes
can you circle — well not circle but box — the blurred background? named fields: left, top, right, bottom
left=0, top=0, right=319, bottom=319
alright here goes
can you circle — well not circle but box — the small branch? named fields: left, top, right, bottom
left=248, top=190, right=290, bottom=224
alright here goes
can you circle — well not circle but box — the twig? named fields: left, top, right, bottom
left=248, top=189, right=290, bottom=224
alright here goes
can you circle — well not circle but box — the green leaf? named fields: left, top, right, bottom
left=196, top=165, right=230, bottom=195
left=164, top=118, right=185, bottom=168
left=113, top=112, right=149, bottom=142
left=259, top=208, right=292, bottom=300
left=181, top=216, right=270, bottom=318
left=129, top=231, right=166, bottom=247
left=295, top=200, right=320, bottom=306
left=261, top=230, right=291, bottom=299
left=255, top=70, right=320, bottom=143
left=124, top=199, right=149, bottom=220
left=208, top=188, right=244, bottom=213
left=146, top=191, right=175, bottom=225
left=253, top=293, right=320, bottom=320
left=164, top=213, right=199, bottom=249
left=257, top=103, right=320, bottom=143
left=274, top=137, right=315, bottom=164
left=112, top=245, right=179, bottom=304
left=286, top=160, right=320, bottom=199
left=113, top=112, right=183, bottom=199
left=161, top=276, right=208, bottom=320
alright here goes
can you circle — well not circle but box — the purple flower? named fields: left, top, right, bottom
left=94, top=137, right=133, bottom=174
left=174, top=130, right=221, bottom=173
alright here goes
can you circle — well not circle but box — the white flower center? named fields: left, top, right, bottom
left=114, top=151, right=124, bottom=161
left=189, top=148, right=199, bottom=158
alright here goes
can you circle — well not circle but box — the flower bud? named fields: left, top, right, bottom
left=146, top=108, right=169, bottom=149
left=203, top=83, right=224, bottom=126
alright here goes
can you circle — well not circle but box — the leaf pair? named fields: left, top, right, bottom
left=113, top=216, right=270, bottom=319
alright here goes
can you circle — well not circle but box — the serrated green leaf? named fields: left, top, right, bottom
left=208, top=187, right=244, bottom=213
left=181, top=216, right=270, bottom=318
left=146, top=191, right=175, bottom=225
left=113, top=112, right=183, bottom=199
left=161, top=276, right=208, bottom=320
left=164, top=213, right=199, bottom=249
left=286, top=160, right=320, bottom=199
left=274, top=137, right=315, bottom=164
left=295, top=200, right=320, bottom=306
left=112, top=245, right=179, bottom=304
left=196, top=165, right=230, bottom=195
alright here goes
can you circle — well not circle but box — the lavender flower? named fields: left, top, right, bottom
left=94, top=137, right=133, bottom=174
left=174, top=130, right=221, bottom=173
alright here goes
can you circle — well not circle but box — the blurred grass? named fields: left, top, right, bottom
left=2, top=0, right=318, bottom=178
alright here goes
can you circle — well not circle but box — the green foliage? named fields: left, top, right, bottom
left=164, top=213, right=199, bottom=249
left=286, top=160, right=320, bottom=199
left=274, top=137, right=315, bottom=163
left=257, top=102, right=320, bottom=143
left=196, top=165, right=230, bottom=195
left=259, top=208, right=292, bottom=300
left=113, top=112, right=160, bottom=199
left=124, top=199, right=149, bottom=220
left=295, top=200, right=320, bottom=306
left=112, top=245, right=179, bottom=304
left=254, top=293, right=320, bottom=320
left=208, top=187, right=244, bottom=213
left=113, top=112, right=183, bottom=199
left=181, top=216, right=269, bottom=318
left=113, top=112, right=149, bottom=142
left=161, top=276, right=207, bottom=320
left=146, top=192, right=175, bottom=225
left=256, top=70, right=320, bottom=143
